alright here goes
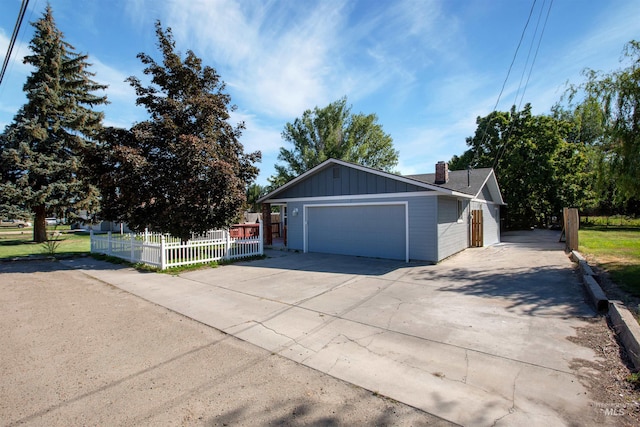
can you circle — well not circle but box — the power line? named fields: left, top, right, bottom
left=473, top=0, right=537, bottom=167
left=489, top=1, right=538, bottom=120
left=492, top=0, right=553, bottom=170
left=517, top=0, right=553, bottom=111
left=513, top=0, right=546, bottom=109
left=0, top=0, right=30, bottom=88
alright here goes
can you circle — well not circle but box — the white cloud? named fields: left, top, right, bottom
left=0, top=29, right=32, bottom=76
left=154, top=0, right=346, bottom=117
left=564, top=2, right=640, bottom=74
left=230, top=109, right=283, bottom=156
left=0, top=30, right=32, bottom=127
left=128, top=0, right=464, bottom=120
left=400, top=116, right=474, bottom=160
left=91, top=58, right=136, bottom=102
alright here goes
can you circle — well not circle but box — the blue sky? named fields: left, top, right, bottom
left=1, top=0, right=639, bottom=186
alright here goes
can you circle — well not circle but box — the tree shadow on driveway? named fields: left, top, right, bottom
left=417, top=264, right=596, bottom=318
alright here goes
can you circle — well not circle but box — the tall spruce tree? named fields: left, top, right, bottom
left=96, top=22, right=260, bottom=242
left=0, top=5, right=107, bottom=242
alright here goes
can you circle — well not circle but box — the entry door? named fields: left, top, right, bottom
left=471, top=209, right=483, bottom=247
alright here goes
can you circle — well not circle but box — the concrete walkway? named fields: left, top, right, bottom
left=62, top=230, right=605, bottom=426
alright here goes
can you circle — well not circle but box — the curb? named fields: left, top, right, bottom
left=570, top=250, right=608, bottom=312
left=609, top=301, right=640, bottom=371
left=0, top=253, right=89, bottom=263
left=583, top=275, right=609, bottom=312
left=570, top=250, right=640, bottom=371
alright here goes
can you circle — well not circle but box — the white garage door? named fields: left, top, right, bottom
left=305, top=204, right=407, bottom=261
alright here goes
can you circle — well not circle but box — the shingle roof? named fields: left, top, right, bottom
left=259, top=158, right=503, bottom=204
left=404, top=168, right=493, bottom=196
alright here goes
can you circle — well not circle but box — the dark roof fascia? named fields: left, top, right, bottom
left=258, top=158, right=472, bottom=203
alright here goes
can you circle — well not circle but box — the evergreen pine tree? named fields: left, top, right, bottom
left=0, top=5, right=107, bottom=242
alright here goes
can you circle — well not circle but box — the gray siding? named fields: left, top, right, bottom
left=285, top=196, right=438, bottom=262
left=285, top=201, right=305, bottom=251
left=407, top=196, right=437, bottom=262
left=479, top=185, right=493, bottom=202
left=437, top=197, right=469, bottom=260
left=276, top=165, right=426, bottom=199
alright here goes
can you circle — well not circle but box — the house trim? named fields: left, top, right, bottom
left=264, top=190, right=474, bottom=204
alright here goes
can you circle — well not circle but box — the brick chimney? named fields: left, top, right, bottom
left=435, top=161, right=448, bottom=184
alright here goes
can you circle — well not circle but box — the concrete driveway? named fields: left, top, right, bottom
left=64, top=230, right=604, bottom=426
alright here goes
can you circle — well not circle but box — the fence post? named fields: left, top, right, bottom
left=225, top=230, right=231, bottom=261
left=566, top=208, right=579, bottom=251
left=160, top=235, right=166, bottom=270
left=130, top=233, right=135, bottom=263
left=90, top=229, right=94, bottom=253
left=258, top=218, right=264, bottom=255
left=107, top=231, right=112, bottom=256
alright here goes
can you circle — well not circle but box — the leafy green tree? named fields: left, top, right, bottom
left=551, top=101, right=607, bottom=211
left=269, top=97, right=398, bottom=187
left=451, top=104, right=594, bottom=228
left=0, top=5, right=107, bottom=242
left=245, top=183, right=266, bottom=213
left=564, top=40, right=640, bottom=203
left=448, top=150, right=475, bottom=171
left=95, top=22, right=260, bottom=242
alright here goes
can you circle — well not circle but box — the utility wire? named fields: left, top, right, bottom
left=513, top=0, right=546, bottom=109
left=473, top=0, right=537, bottom=169
left=0, top=0, right=30, bottom=88
left=492, top=0, right=553, bottom=170
left=517, top=0, right=553, bottom=111
left=489, top=1, right=537, bottom=117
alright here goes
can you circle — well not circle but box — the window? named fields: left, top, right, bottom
left=457, top=200, right=464, bottom=222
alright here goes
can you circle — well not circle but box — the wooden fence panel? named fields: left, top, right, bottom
left=471, top=209, right=483, bottom=247
left=563, top=207, right=579, bottom=251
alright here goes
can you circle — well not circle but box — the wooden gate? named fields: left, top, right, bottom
left=471, top=209, right=483, bottom=247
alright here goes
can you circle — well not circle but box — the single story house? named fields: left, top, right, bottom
left=258, top=158, right=505, bottom=263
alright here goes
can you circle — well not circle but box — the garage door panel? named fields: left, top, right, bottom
left=307, top=205, right=406, bottom=260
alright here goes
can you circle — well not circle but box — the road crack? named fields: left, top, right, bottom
left=491, top=368, right=520, bottom=426
left=252, top=320, right=317, bottom=356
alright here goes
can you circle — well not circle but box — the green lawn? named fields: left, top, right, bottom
left=0, top=231, right=91, bottom=259
left=579, top=227, right=640, bottom=297
left=581, top=215, right=640, bottom=228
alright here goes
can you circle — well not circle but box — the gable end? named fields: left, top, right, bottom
left=275, top=164, right=426, bottom=199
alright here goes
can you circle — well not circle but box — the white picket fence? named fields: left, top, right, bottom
left=90, top=222, right=263, bottom=270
